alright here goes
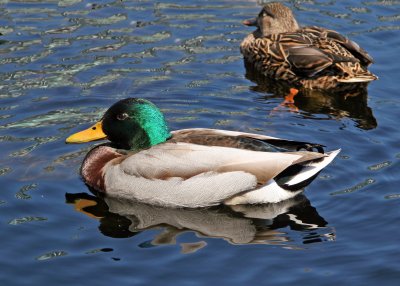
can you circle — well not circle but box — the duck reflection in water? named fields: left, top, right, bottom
left=245, top=65, right=377, bottom=130
left=66, top=191, right=335, bottom=253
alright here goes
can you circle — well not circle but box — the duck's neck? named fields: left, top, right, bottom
left=127, top=105, right=171, bottom=151
left=128, top=123, right=171, bottom=151
left=258, top=20, right=300, bottom=37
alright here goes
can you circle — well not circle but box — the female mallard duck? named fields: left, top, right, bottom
left=240, top=2, right=377, bottom=90
left=66, top=98, right=340, bottom=208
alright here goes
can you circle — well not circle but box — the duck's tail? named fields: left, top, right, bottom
left=336, top=62, right=378, bottom=83
left=337, top=74, right=378, bottom=83
left=224, top=149, right=340, bottom=205
left=278, top=149, right=341, bottom=189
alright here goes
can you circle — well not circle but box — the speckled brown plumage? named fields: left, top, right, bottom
left=240, top=3, right=377, bottom=90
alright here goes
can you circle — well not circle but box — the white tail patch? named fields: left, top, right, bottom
left=285, top=149, right=341, bottom=186
left=224, top=180, right=304, bottom=205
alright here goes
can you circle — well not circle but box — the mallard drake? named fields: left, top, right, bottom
left=66, top=98, right=340, bottom=208
left=240, top=2, right=377, bottom=90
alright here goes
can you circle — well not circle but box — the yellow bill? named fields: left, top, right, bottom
left=66, top=121, right=107, bottom=143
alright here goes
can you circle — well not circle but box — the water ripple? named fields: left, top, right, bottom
left=384, top=194, right=400, bottom=199
left=330, top=178, right=376, bottom=195
left=15, top=183, right=38, bottom=200
left=368, top=161, right=392, bottom=171
left=36, top=251, right=68, bottom=261
left=0, top=166, right=12, bottom=176
left=8, top=216, right=47, bottom=225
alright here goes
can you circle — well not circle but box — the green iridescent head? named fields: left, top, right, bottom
left=66, top=98, right=171, bottom=151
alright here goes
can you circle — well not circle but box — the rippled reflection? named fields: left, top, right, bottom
left=66, top=192, right=334, bottom=252
left=245, top=66, right=377, bottom=130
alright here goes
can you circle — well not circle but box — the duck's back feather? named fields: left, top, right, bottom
left=171, top=128, right=324, bottom=153
left=307, top=26, right=374, bottom=66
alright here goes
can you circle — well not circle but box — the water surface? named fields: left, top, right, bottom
left=0, top=0, right=399, bottom=285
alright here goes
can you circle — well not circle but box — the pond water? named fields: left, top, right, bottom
left=0, top=0, right=399, bottom=285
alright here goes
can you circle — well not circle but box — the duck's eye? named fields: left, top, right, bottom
left=117, top=113, right=129, bottom=121
left=261, top=10, right=274, bottom=18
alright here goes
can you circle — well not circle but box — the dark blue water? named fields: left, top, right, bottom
left=0, top=0, right=399, bottom=285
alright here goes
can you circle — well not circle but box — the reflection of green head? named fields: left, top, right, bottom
left=102, top=98, right=171, bottom=151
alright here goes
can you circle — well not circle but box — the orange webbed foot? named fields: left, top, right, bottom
left=270, top=88, right=300, bottom=115
left=282, top=88, right=299, bottom=105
